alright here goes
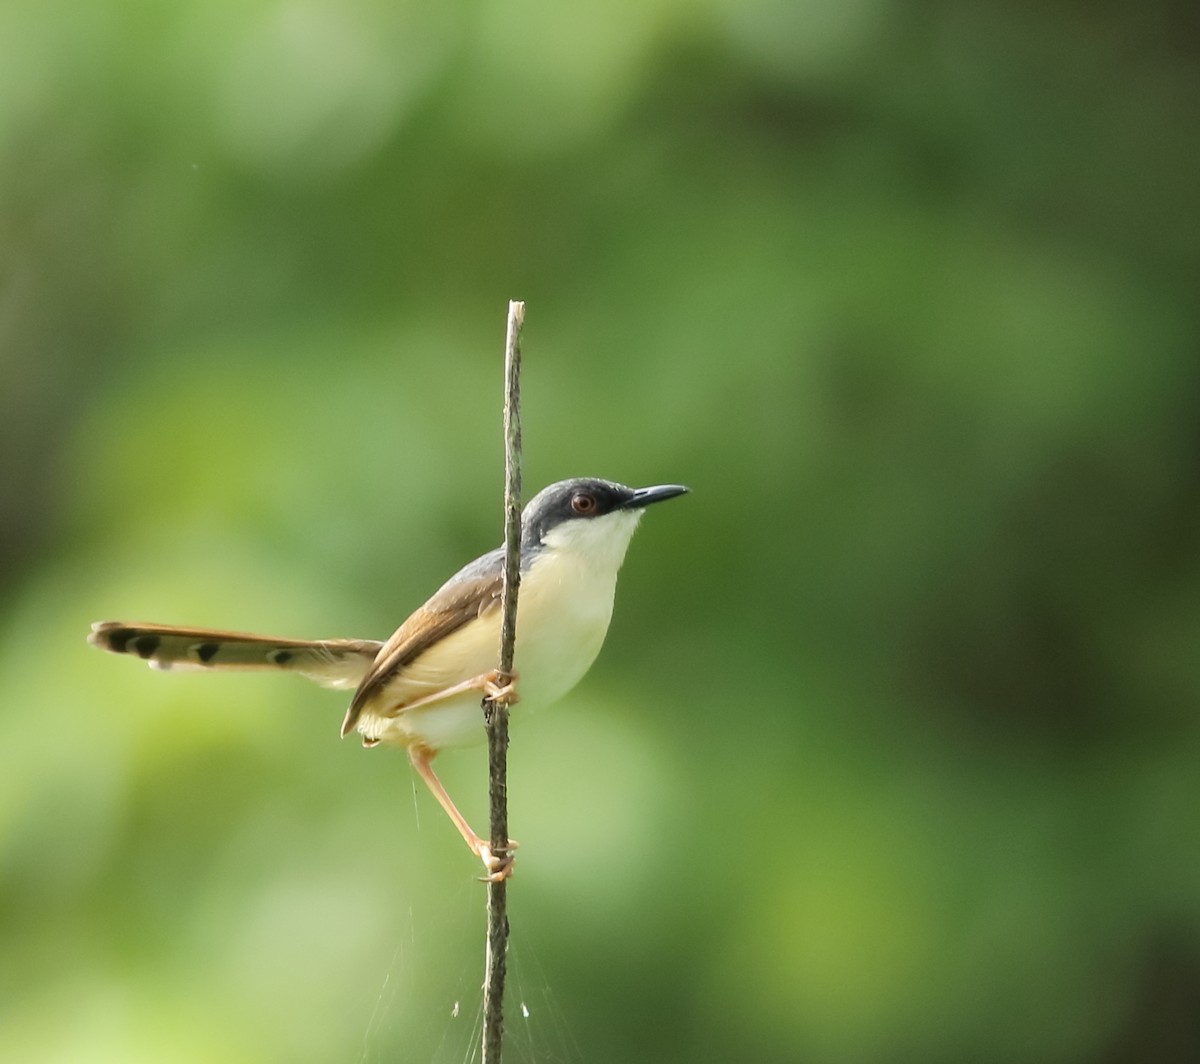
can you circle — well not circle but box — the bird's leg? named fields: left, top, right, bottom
left=407, top=744, right=518, bottom=881
left=394, top=669, right=520, bottom=715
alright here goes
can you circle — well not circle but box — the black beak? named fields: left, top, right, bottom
left=623, top=484, right=690, bottom=509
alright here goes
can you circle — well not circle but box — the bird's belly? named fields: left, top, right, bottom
left=363, top=560, right=617, bottom=751
left=511, top=587, right=613, bottom=709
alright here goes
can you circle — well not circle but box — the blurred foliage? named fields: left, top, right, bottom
left=2, top=0, right=1199, bottom=1061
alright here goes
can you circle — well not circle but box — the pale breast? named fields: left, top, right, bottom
left=358, top=545, right=619, bottom=750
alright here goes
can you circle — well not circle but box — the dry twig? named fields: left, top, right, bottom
left=481, top=299, right=524, bottom=1064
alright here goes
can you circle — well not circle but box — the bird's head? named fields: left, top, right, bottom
left=521, top=478, right=688, bottom=570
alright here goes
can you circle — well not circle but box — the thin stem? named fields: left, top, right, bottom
left=482, top=299, right=524, bottom=1064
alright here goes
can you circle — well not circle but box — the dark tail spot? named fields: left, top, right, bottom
left=195, top=642, right=219, bottom=663
left=106, top=628, right=134, bottom=654
left=268, top=649, right=294, bottom=665
left=133, top=635, right=161, bottom=659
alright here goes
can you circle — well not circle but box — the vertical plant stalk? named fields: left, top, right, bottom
left=482, top=299, right=524, bottom=1064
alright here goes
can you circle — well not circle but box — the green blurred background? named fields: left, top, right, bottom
left=2, top=0, right=1198, bottom=1061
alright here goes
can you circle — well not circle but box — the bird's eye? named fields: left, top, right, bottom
left=571, top=492, right=598, bottom=515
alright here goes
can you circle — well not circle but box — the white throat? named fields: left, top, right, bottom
left=538, top=509, right=645, bottom=576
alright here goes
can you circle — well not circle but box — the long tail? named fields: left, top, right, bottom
left=88, top=621, right=383, bottom=690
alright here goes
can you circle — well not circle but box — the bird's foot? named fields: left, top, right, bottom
left=484, top=669, right=520, bottom=707
left=474, top=837, right=520, bottom=882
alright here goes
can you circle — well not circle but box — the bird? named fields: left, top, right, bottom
left=88, top=477, right=688, bottom=879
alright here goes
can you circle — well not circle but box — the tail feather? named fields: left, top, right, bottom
left=88, top=621, right=383, bottom=690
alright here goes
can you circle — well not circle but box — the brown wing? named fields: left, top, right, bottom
left=341, top=554, right=504, bottom=736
